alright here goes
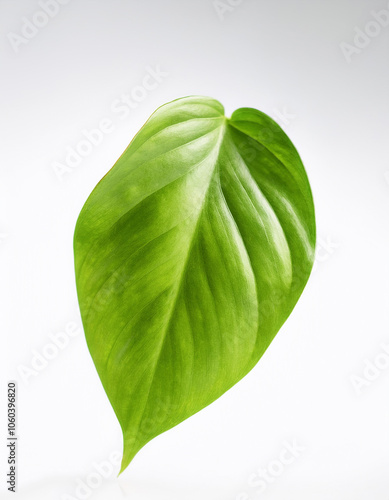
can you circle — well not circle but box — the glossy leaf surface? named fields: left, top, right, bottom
left=74, top=96, right=316, bottom=473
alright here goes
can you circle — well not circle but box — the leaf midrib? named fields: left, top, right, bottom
left=124, top=120, right=228, bottom=448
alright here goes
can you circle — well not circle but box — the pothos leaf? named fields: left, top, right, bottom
left=74, top=96, right=316, bottom=473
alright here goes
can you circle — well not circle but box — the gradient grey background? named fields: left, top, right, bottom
left=1, top=0, right=388, bottom=498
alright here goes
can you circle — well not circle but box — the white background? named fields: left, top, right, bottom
left=1, top=0, right=389, bottom=499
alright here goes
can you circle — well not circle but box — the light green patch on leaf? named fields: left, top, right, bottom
left=74, top=96, right=316, bottom=474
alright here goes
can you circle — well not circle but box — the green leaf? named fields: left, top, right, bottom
left=74, top=96, right=315, bottom=473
